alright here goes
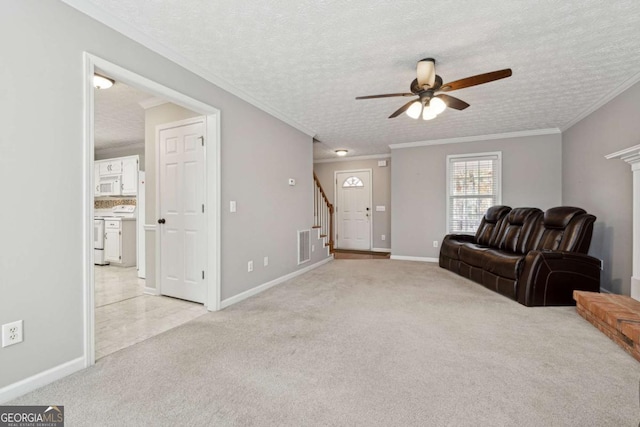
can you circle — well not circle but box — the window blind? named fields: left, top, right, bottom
left=447, top=153, right=501, bottom=234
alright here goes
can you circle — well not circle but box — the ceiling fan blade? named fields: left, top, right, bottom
left=356, top=93, right=415, bottom=100
left=417, top=58, right=436, bottom=89
left=388, top=99, right=418, bottom=118
left=440, top=69, right=512, bottom=92
left=436, top=94, right=470, bottom=110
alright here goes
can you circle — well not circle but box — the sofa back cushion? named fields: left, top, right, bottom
left=475, top=205, right=512, bottom=246
left=496, top=208, right=543, bottom=254
left=530, top=206, right=595, bottom=253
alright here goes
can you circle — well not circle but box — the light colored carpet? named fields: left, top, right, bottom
left=10, top=260, right=640, bottom=426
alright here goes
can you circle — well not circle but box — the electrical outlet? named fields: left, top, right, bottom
left=381, top=234, right=386, bottom=241
left=230, top=201, right=237, bottom=212
left=312, top=245, right=315, bottom=252
left=433, top=240, right=439, bottom=248
left=2, top=320, right=23, bottom=348
left=264, top=256, right=269, bottom=267
left=248, top=260, right=253, bottom=272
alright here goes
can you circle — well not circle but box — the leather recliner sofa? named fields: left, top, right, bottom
left=439, top=206, right=601, bottom=306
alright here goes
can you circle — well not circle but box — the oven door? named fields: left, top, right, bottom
left=94, top=219, right=105, bottom=249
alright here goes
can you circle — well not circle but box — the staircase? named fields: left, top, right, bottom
left=313, top=173, right=334, bottom=253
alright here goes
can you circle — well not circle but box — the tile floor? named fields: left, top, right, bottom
left=94, top=265, right=208, bottom=359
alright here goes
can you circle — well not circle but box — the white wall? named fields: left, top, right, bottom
left=314, top=158, right=391, bottom=250
left=563, top=80, right=640, bottom=294
left=391, top=133, right=562, bottom=259
left=0, top=0, right=328, bottom=393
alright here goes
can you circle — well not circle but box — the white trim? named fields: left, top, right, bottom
left=144, top=224, right=157, bottom=232
left=61, top=0, right=316, bottom=138
left=83, top=54, right=222, bottom=374
left=139, top=96, right=169, bottom=110
left=388, top=128, right=560, bottom=150
left=0, top=357, right=85, bottom=404
left=446, top=151, right=502, bottom=234
left=314, top=153, right=391, bottom=164
left=562, top=70, right=640, bottom=131
left=605, top=144, right=640, bottom=162
left=334, top=169, right=373, bottom=250
left=371, top=247, right=391, bottom=253
left=144, top=286, right=160, bottom=296
left=220, top=257, right=333, bottom=309
left=600, top=287, right=611, bottom=294
left=390, top=255, right=439, bottom=263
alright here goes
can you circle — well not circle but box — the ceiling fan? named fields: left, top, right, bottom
left=356, top=58, right=512, bottom=120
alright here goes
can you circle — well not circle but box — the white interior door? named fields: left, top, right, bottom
left=158, top=119, right=206, bottom=303
left=336, top=170, right=372, bottom=250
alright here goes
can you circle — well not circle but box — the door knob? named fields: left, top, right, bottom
left=366, top=207, right=370, bottom=211
left=157, top=218, right=166, bottom=224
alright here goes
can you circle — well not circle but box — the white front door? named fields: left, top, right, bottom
left=336, top=170, right=372, bottom=250
left=158, top=118, right=206, bottom=303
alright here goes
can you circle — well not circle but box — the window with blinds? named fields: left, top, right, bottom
left=446, top=152, right=502, bottom=234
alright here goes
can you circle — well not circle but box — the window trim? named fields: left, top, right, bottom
left=446, top=151, right=502, bottom=235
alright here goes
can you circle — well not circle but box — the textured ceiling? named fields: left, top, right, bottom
left=81, top=0, right=640, bottom=159
left=94, top=80, right=150, bottom=151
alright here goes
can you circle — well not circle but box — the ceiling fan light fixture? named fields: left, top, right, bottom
left=422, top=109, right=437, bottom=121
left=429, top=97, right=447, bottom=115
left=335, top=149, right=348, bottom=156
left=93, top=74, right=115, bottom=89
left=417, top=58, right=436, bottom=88
left=405, top=101, right=423, bottom=119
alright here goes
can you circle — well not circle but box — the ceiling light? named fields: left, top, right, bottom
left=405, top=101, right=423, bottom=119
left=335, top=149, right=348, bottom=156
left=422, top=109, right=437, bottom=120
left=429, top=97, right=447, bottom=115
left=93, top=74, right=115, bottom=89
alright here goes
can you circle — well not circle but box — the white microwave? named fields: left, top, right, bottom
left=98, top=176, right=121, bottom=196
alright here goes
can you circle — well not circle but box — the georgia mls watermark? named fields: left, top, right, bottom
left=0, top=406, right=64, bottom=427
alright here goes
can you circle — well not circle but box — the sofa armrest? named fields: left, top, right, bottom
left=517, top=250, right=601, bottom=306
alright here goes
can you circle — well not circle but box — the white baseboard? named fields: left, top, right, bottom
left=390, top=255, right=439, bottom=263
left=371, top=247, right=391, bottom=253
left=144, top=286, right=159, bottom=295
left=220, top=256, right=333, bottom=309
left=600, top=287, right=611, bottom=294
left=0, top=356, right=85, bottom=404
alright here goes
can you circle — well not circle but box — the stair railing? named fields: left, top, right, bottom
left=313, top=173, right=334, bottom=253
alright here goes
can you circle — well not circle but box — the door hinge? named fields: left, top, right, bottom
left=202, top=271, right=205, bottom=279
left=202, top=204, right=205, bottom=213
left=199, top=136, right=204, bottom=146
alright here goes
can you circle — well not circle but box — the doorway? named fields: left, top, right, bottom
left=335, top=169, right=372, bottom=250
left=83, top=53, right=221, bottom=366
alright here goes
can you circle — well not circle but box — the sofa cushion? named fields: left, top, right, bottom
left=459, top=243, right=490, bottom=268
left=475, top=205, right=511, bottom=246
left=496, top=208, right=543, bottom=254
left=544, top=207, right=586, bottom=229
left=440, top=238, right=466, bottom=259
left=483, top=250, right=526, bottom=280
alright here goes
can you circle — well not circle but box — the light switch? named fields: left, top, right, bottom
left=378, top=160, right=388, bottom=167
left=376, top=205, right=386, bottom=212
left=230, top=201, right=237, bottom=212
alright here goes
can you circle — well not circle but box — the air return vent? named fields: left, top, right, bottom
left=298, top=229, right=311, bottom=265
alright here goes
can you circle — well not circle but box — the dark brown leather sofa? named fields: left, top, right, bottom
left=439, top=206, right=601, bottom=306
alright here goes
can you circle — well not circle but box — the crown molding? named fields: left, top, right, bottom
left=388, top=128, right=561, bottom=150
left=138, top=96, right=169, bottom=110
left=61, top=0, right=317, bottom=137
left=561, top=70, right=640, bottom=132
left=314, top=153, right=391, bottom=164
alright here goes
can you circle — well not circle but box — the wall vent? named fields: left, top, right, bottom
left=298, top=229, right=311, bottom=265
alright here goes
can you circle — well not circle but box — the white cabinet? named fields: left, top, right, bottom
left=99, top=159, right=122, bottom=176
left=121, top=157, right=138, bottom=195
left=94, top=155, right=139, bottom=197
left=104, top=219, right=136, bottom=267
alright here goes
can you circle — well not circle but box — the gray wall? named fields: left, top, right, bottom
left=391, top=134, right=562, bottom=258
left=314, top=158, right=391, bottom=250
left=562, top=81, right=640, bottom=294
left=0, top=0, right=327, bottom=391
